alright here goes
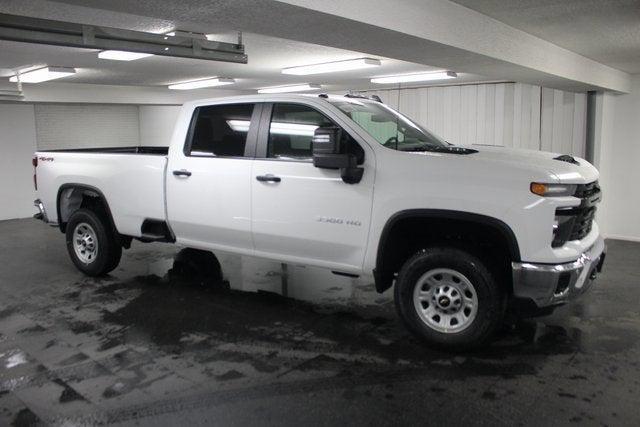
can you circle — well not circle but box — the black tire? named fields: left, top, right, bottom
left=394, top=247, right=505, bottom=350
left=65, top=208, right=122, bottom=276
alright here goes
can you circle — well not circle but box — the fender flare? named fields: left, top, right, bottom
left=373, top=209, right=521, bottom=293
left=56, top=183, right=118, bottom=234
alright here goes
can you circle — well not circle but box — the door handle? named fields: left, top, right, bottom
left=173, top=169, right=192, bottom=177
left=256, top=174, right=281, bottom=183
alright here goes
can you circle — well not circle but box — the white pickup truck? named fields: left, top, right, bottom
left=33, top=93, right=605, bottom=349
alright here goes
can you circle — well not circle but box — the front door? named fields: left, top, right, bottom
left=166, top=102, right=261, bottom=254
left=251, top=102, right=375, bottom=272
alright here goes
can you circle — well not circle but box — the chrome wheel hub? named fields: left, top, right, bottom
left=73, top=223, right=98, bottom=264
left=413, top=268, right=478, bottom=334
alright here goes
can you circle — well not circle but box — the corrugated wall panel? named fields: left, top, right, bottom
left=35, top=104, right=139, bottom=150
left=484, top=84, right=495, bottom=146
left=572, top=94, right=587, bottom=156
left=494, top=84, right=505, bottom=147
left=529, top=87, right=542, bottom=151
left=502, top=84, right=515, bottom=148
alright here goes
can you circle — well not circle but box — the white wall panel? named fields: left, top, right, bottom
left=539, top=88, right=587, bottom=156
left=572, top=94, right=587, bottom=156
left=595, top=75, right=640, bottom=241
left=513, top=83, right=523, bottom=149
left=502, top=84, right=515, bottom=148
left=0, top=104, right=38, bottom=220
left=476, top=84, right=487, bottom=145
left=139, top=106, right=181, bottom=147
left=494, top=84, right=505, bottom=147
left=484, top=84, right=495, bottom=147
left=529, top=87, right=542, bottom=151
left=34, top=104, right=139, bottom=150
left=363, top=83, right=586, bottom=157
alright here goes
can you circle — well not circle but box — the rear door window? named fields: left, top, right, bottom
left=186, top=103, right=255, bottom=157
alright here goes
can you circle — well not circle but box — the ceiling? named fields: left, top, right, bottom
left=0, top=0, right=635, bottom=94
left=452, top=0, right=640, bottom=73
left=0, top=33, right=489, bottom=93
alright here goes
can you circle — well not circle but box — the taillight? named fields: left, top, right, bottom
left=32, top=156, right=37, bottom=190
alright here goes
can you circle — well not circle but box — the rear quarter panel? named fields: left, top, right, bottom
left=36, top=152, right=167, bottom=237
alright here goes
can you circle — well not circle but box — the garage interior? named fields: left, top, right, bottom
left=1, top=0, right=639, bottom=425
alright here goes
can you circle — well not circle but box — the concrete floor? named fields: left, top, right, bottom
left=1, top=219, right=639, bottom=426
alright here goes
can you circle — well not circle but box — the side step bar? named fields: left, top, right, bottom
left=138, top=219, right=175, bottom=243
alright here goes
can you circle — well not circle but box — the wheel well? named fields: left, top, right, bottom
left=375, top=211, right=520, bottom=294
left=56, top=185, right=117, bottom=235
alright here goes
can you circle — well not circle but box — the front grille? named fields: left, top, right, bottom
left=552, top=181, right=601, bottom=247
left=569, top=206, right=597, bottom=240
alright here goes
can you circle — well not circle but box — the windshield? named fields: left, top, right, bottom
left=327, top=97, right=449, bottom=152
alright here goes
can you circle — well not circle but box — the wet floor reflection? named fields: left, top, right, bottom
left=95, top=248, right=639, bottom=361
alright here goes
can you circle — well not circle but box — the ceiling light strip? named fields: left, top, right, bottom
left=257, top=84, right=321, bottom=93
left=9, top=66, right=76, bottom=83
left=98, top=50, right=154, bottom=61
left=168, top=77, right=235, bottom=90
left=371, top=71, right=457, bottom=84
left=282, top=58, right=381, bottom=75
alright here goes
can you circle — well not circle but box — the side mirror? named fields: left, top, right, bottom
left=312, top=126, right=364, bottom=184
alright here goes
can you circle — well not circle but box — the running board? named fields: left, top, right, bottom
left=138, top=233, right=168, bottom=242
left=139, top=219, right=175, bottom=243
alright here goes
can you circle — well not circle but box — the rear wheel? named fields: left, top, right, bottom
left=66, top=208, right=122, bottom=276
left=394, top=247, right=505, bottom=350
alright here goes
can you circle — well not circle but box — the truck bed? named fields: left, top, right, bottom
left=35, top=148, right=168, bottom=237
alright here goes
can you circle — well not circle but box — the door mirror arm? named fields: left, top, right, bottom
left=340, top=155, right=364, bottom=184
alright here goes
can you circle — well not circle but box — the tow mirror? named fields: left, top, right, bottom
left=312, top=126, right=363, bottom=184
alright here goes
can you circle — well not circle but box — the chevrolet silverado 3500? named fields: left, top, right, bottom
left=33, top=94, right=605, bottom=349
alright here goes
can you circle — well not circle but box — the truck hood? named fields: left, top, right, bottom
left=466, top=145, right=599, bottom=184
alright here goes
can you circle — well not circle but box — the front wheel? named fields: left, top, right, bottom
left=65, top=208, right=122, bottom=276
left=394, top=247, right=505, bottom=350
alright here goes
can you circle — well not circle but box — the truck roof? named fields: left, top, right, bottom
left=181, top=93, right=380, bottom=108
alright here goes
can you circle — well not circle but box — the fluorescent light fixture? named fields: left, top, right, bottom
left=257, top=84, right=321, bottom=94
left=98, top=50, right=154, bottom=61
left=168, top=77, right=235, bottom=90
left=371, top=71, right=457, bottom=84
left=282, top=58, right=381, bottom=75
left=227, top=120, right=318, bottom=136
left=270, top=122, right=318, bottom=136
left=227, top=120, right=251, bottom=132
left=10, top=66, right=76, bottom=83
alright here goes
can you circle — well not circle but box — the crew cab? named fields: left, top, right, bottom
left=33, top=94, right=605, bottom=349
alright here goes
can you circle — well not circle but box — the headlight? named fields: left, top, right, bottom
left=530, top=182, right=577, bottom=197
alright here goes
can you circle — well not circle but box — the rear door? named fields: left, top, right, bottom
left=166, top=102, right=261, bottom=253
left=250, top=102, right=375, bottom=272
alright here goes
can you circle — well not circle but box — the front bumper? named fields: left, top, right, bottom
left=512, top=235, right=606, bottom=308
